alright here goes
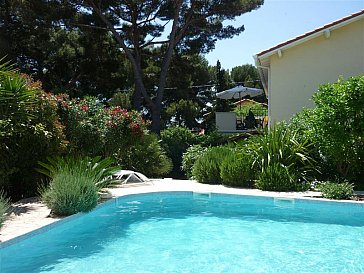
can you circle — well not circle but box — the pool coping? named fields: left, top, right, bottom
left=1, top=179, right=363, bottom=247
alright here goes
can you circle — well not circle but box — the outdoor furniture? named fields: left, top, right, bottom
left=112, top=170, right=152, bottom=185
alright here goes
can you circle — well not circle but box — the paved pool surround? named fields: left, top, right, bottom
left=0, top=179, right=361, bottom=243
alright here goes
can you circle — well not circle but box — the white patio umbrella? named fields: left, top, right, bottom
left=216, top=85, right=263, bottom=100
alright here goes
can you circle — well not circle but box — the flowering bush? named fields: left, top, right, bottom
left=55, top=95, right=171, bottom=177
left=57, top=96, right=106, bottom=156
left=56, top=95, right=146, bottom=157
left=1, top=64, right=66, bottom=198
left=104, top=106, right=145, bottom=152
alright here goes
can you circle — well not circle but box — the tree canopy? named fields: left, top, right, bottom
left=1, top=0, right=264, bottom=133
left=69, top=0, right=264, bottom=133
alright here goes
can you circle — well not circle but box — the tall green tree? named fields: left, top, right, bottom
left=0, top=0, right=132, bottom=97
left=69, top=0, right=264, bottom=133
left=215, top=60, right=231, bottom=112
left=230, top=64, right=261, bottom=88
left=165, top=99, right=200, bottom=128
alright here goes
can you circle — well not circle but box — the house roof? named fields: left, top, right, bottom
left=253, top=9, right=364, bottom=95
left=256, top=9, right=364, bottom=57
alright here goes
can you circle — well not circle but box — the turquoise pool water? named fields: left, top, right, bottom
left=1, top=192, right=364, bottom=273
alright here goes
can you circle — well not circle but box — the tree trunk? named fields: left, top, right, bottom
left=150, top=105, right=161, bottom=135
left=133, top=81, right=143, bottom=111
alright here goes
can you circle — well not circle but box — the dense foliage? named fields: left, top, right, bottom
left=161, top=126, right=199, bottom=178
left=165, top=99, right=200, bottom=128
left=291, top=76, right=364, bottom=185
left=318, top=182, right=354, bottom=200
left=220, top=149, right=254, bottom=188
left=57, top=95, right=146, bottom=157
left=57, top=95, right=172, bottom=177
left=115, top=134, right=172, bottom=177
left=0, top=191, right=9, bottom=228
left=248, top=123, right=315, bottom=191
left=181, top=145, right=208, bottom=179
left=192, top=146, right=232, bottom=184
left=39, top=156, right=119, bottom=216
left=0, top=61, right=66, bottom=198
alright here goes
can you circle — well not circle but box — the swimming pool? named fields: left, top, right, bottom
left=1, top=192, right=364, bottom=272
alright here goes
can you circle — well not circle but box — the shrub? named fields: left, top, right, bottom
left=318, top=182, right=354, bottom=200
left=39, top=156, right=119, bottom=216
left=41, top=171, right=98, bottom=216
left=160, top=126, right=199, bottom=178
left=199, top=129, right=230, bottom=147
left=0, top=191, right=10, bottom=228
left=114, top=134, right=172, bottom=177
left=220, top=151, right=254, bottom=188
left=38, top=156, right=120, bottom=190
left=291, top=76, right=364, bottom=184
left=108, top=91, right=132, bottom=110
left=104, top=106, right=145, bottom=154
left=0, top=60, right=66, bottom=198
left=181, top=145, right=208, bottom=178
left=192, top=146, right=232, bottom=184
left=57, top=96, right=146, bottom=157
left=256, top=163, right=306, bottom=192
left=249, top=123, right=316, bottom=191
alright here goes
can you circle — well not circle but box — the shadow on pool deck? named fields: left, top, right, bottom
left=8, top=197, right=42, bottom=216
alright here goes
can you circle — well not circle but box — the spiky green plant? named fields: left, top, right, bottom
left=40, top=171, right=99, bottom=216
left=0, top=57, right=36, bottom=124
left=249, top=123, right=316, bottom=191
left=38, top=156, right=121, bottom=215
left=37, top=156, right=120, bottom=190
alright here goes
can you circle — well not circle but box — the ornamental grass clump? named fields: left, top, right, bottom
left=256, top=163, right=299, bottom=192
left=41, top=171, right=98, bottom=216
left=249, top=123, right=315, bottom=191
left=38, top=156, right=120, bottom=216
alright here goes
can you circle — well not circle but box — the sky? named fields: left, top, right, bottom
left=205, top=0, right=364, bottom=70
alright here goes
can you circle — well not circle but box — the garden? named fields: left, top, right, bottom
left=0, top=55, right=363, bottom=228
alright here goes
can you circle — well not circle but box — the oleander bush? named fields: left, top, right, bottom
left=181, top=145, right=208, bottom=179
left=0, top=191, right=10, bottom=228
left=220, top=151, right=254, bottom=188
left=57, top=95, right=146, bottom=157
left=318, top=182, right=354, bottom=200
left=56, top=95, right=171, bottom=177
left=192, top=146, right=232, bottom=184
left=0, top=59, right=66, bottom=198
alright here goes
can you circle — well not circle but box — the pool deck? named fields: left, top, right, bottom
left=0, top=179, right=360, bottom=243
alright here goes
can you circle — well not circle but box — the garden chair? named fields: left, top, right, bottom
left=112, top=170, right=152, bottom=185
